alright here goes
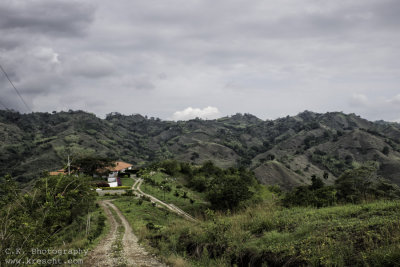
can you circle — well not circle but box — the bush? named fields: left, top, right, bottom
left=160, top=160, right=180, bottom=176
left=125, top=189, right=134, bottom=196
left=140, top=195, right=151, bottom=202
left=98, top=186, right=130, bottom=190
left=283, top=186, right=337, bottom=208
left=93, top=181, right=110, bottom=187
left=207, top=175, right=253, bottom=210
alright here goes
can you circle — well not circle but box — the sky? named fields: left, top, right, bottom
left=0, top=0, right=400, bottom=121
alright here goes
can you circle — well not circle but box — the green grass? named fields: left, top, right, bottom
left=113, top=196, right=184, bottom=233
left=140, top=172, right=209, bottom=216
left=158, top=200, right=400, bottom=266
left=107, top=172, right=400, bottom=266
left=120, top=177, right=134, bottom=187
left=53, top=206, right=109, bottom=265
left=119, top=198, right=400, bottom=266
left=112, top=196, right=193, bottom=265
left=110, top=176, right=400, bottom=267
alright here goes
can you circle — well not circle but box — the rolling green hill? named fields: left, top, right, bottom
left=1, top=110, right=400, bottom=189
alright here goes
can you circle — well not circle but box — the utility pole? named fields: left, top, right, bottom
left=67, top=154, right=71, bottom=175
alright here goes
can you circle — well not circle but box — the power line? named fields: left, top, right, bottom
left=0, top=64, right=32, bottom=113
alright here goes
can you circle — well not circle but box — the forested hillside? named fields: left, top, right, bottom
left=1, top=110, right=400, bottom=189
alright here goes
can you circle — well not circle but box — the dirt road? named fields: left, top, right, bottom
left=132, top=178, right=197, bottom=222
left=84, top=200, right=166, bottom=267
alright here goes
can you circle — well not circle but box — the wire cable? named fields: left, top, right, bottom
left=0, top=64, right=32, bottom=113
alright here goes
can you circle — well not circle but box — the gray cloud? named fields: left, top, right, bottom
left=0, top=1, right=94, bottom=37
left=65, top=53, right=115, bottom=78
left=1, top=0, right=399, bottom=121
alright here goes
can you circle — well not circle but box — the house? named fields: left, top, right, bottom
left=50, top=161, right=134, bottom=188
left=106, top=161, right=133, bottom=187
left=108, top=161, right=133, bottom=173
left=49, top=169, right=67, bottom=176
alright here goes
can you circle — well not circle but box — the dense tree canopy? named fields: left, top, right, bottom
left=70, top=156, right=116, bottom=176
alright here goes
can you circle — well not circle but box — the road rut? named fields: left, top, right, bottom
left=84, top=200, right=166, bottom=267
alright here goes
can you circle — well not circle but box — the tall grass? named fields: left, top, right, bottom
left=158, top=200, right=400, bottom=266
left=113, top=186, right=400, bottom=266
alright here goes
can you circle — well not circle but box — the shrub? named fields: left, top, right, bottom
left=93, top=181, right=110, bottom=187
left=140, top=195, right=151, bottom=202
left=98, top=186, right=130, bottom=190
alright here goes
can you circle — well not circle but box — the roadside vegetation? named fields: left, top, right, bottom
left=139, top=160, right=270, bottom=213
left=2, top=155, right=400, bottom=266
left=111, top=160, right=400, bottom=266
left=120, top=177, right=135, bottom=187
left=0, top=174, right=107, bottom=264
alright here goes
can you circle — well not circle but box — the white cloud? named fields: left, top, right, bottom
left=388, top=94, right=400, bottom=105
left=32, top=47, right=59, bottom=64
left=350, top=93, right=369, bottom=106
left=170, top=106, right=221, bottom=121
left=347, top=93, right=400, bottom=122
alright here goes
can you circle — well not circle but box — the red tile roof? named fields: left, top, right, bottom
left=109, top=161, right=133, bottom=171
left=49, top=169, right=67, bottom=176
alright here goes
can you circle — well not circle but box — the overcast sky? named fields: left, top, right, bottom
left=1, top=0, right=400, bottom=121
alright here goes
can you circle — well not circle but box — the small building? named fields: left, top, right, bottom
left=108, top=161, right=134, bottom=173
left=49, top=169, right=67, bottom=176
left=49, top=161, right=134, bottom=188
left=108, top=181, right=118, bottom=187
left=105, top=161, right=133, bottom=187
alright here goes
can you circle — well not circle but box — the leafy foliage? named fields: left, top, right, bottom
left=284, top=164, right=400, bottom=207
left=207, top=174, right=254, bottom=210
left=335, top=164, right=400, bottom=202
left=0, top=174, right=98, bottom=263
left=2, top=110, right=400, bottom=190
left=70, top=155, right=116, bottom=176
left=115, top=193, right=400, bottom=267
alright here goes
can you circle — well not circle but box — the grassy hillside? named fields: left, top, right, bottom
left=0, top=174, right=107, bottom=264
left=111, top=168, right=400, bottom=266
left=1, top=110, right=400, bottom=189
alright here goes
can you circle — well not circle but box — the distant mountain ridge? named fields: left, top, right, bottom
left=1, top=110, right=400, bottom=189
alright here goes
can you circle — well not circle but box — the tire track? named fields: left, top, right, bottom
left=85, top=200, right=165, bottom=267
left=132, top=178, right=197, bottom=222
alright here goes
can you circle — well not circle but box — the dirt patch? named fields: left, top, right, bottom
left=84, top=200, right=166, bottom=267
left=84, top=201, right=123, bottom=266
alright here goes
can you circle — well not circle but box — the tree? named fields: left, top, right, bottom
left=382, top=146, right=390, bottom=156
left=310, top=175, right=324, bottom=190
left=345, top=155, right=353, bottom=165
left=283, top=185, right=337, bottom=208
left=199, top=161, right=223, bottom=177
left=70, top=156, right=115, bottom=176
left=207, top=175, right=253, bottom=210
left=266, top=154, right=275, bottom=161
left=160, top=160, right=180, bottom=176
left=180, top=162, right=193, bottom=178
left=335, top=164, right=376, bottom=203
